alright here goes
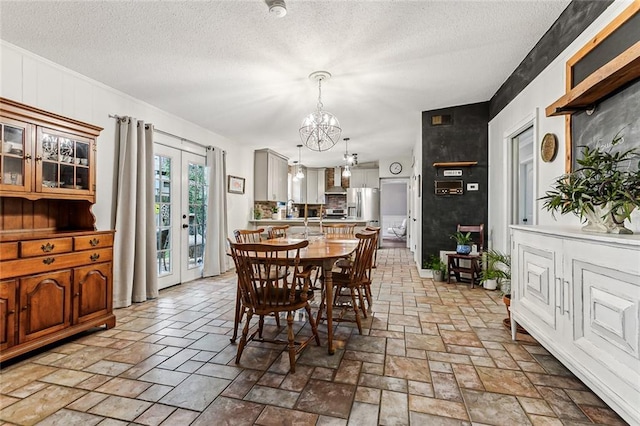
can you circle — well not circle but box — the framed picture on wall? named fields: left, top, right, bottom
left=227, top=175, right=245, bottom=194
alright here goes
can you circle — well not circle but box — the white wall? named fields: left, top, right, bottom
left=487, top=0, right=638, bottom=253
left=0, top=41, right=254, bottom=238
left=379, top=157, right=413, bottom=178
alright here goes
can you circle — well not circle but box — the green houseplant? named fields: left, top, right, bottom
left=450, top=231, right=473, bottom=254
left=540, top=132, right=640, bottom=234
left=428, top=254, right=447, bottom=282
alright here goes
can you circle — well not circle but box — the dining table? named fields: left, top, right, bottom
left=231, top=233, right=359, bottom=355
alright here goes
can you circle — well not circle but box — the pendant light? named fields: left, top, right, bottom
left=342, top=137, right=352, bottom=177
left=295, top=144, right=305, bottom=179
left=299, top=71, right=341, bottom=152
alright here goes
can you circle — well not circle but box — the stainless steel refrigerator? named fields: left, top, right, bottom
left=347, top=187, right=380, bottom=226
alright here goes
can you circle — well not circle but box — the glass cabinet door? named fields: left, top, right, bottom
left=38, top=128, right=93, bottom=194
left=0, top=119, right=31, bottom=192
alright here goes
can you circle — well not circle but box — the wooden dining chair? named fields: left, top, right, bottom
left=228, top=239, right=320, bottom=373
left=322, top=223, right=356, bottom=235
left=318, top=231, right=376, bottom=334
left=268, top=225, right=289, bottom=239
left=234, top=228, right=265, bottom=243
left=230, top=228, right=268, bottom=343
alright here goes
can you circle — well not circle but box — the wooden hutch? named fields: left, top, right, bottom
left=0, top=97, right=115, bottom=363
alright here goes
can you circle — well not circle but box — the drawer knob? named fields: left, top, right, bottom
left=90, top=253, right=100, bottom=262
left=43, top=257, right=55, bottom=265
left=89, top=238, right=100, bottom=247
left=41, top=242, right=55, bottom=252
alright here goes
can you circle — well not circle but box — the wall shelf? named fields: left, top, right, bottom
left=432, top=161, right=477, bottom=168
left=546, top=41, right=640, bottom=116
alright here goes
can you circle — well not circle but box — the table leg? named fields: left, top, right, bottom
left=323, top=258, right=336, bottom=355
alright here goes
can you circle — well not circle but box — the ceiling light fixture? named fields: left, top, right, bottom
left=265, top=0, right=287, bottom=17
left=299, top=71, right=341, bottom=152
left=295, top=144, right=305, bottom=180
left=343, top=138, right=352, bottom=177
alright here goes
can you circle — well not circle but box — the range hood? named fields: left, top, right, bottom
left=325, top=167, right=346, bottom=194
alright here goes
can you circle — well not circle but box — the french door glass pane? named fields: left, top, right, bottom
left=155, top=155, right=172, bottom=276
left=188, top=162, right=206, bottom=268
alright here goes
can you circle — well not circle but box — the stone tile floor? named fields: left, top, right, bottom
left=0, top=247, right=627, bottom=425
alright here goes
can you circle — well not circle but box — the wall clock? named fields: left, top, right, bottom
left=541, top=133, right=558, bottom=162
left=389, top=161, right=402, bottom=175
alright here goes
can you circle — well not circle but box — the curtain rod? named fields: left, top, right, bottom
left=109, top=114, right=213, bottom=150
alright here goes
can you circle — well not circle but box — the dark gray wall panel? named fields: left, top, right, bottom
left=489, top=0, right=613, bottom=119
left=421, top=102, right=489, bottom=267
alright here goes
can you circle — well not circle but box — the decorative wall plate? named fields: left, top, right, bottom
left=541, top=133, right=558, bottom=162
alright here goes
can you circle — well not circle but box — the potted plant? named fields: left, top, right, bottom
left=450, top=231, right=473, bottom=254
left=481, top=249, right=510, bottom=291
left=271, top=205, right=279, bottom=220
left=428, top=254, right=447, bottom=282
left=540, top=131, right=640, bottom=234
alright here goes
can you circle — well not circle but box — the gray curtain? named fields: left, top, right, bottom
left=203, top=146, right=229, bottom=277
left=113, top=117, right=158, bottom=308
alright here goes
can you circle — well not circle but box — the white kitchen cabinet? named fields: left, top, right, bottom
left=349, top=168, right=379, bottom=188
left=254, top=149, right=288, bottom=202
left=511, top=225, right=640, bottom=425
left=306, top=168, right=325, bottom=204
left=291, top=166, right=307, bottom=203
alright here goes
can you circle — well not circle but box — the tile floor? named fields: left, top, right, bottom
left=0, top=247, right=627, bottom=425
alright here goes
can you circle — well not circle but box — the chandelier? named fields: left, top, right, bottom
left=293, top=144, right=305, bottom=181
left=299, top=71, right=341, bottom=152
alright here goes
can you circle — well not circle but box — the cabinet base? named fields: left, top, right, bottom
left=503, top=318, right=529, bottom=335
left=0, top=313, right=115, bottom=364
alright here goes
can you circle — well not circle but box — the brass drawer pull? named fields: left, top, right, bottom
left=90, top=253, right=100, bottom=262
left=41, top=242, right=55, bottom=252
left=43, top=257, right=55, bottom=265
left=89, top=238, right=100, bottom=247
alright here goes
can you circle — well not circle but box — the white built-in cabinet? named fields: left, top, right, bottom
left=254, top=149, right=288, bottom=202
left=306, top=168, right=325, bottom=204
left=510, top=225, right=640, bottom=425
left=349, top=168, right=379, bottom=188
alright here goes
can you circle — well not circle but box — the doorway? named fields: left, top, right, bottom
left=154, top=144, right=206, bottom=289
left=380, top=178, right=409, bottom=247
left=511, top=126, right=534, bottom=226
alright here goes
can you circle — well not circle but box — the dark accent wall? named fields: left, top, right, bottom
left=489, top=0, right=613, bottom=119
left=421, top=102, right=489, bottom=266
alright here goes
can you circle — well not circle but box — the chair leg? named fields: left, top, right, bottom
left=350, top=287, right=363, bottom=334
left=287, top=311, right=296, bottom=373
left=363, top=281, right=373, bottom=310
left=230, top=287, right=242, bottom=343
left=236, top=310, right=253, bottom=364
left=357, top=286, right=367, bottom=319
left=258, top=315, right=265, bottom=339
left=304, top=303, right=321, bottom=346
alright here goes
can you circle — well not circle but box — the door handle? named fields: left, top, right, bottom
left=182, top=224, right=189, bottom=229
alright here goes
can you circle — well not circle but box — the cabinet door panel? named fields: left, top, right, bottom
left=0, top=280, right=17, bottom=351
left=515, top=239, right=560, bottom=335
left=73, top=262, right=112, bottom=324
left=0, top=117, right=32, bottom=193
left=19, top=270, right=71, bottom=343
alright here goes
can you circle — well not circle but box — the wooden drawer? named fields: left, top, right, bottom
left=0, top=242, right=19, bottom=260
left=1, top=248, right=112, bottom=279
left=20, top=238, right=73, bottom=258
left=75, top=234, right=114, bottom=251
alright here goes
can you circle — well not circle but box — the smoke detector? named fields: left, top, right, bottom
left=265, top=0, right=287, bottom=17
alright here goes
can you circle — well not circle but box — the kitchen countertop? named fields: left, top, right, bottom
left=250, top=218, right=370, bottom=225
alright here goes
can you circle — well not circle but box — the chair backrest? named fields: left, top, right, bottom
left=228, top=240, right=310, bottom=310
left=457, top=224, right=484, bottom=252
left=322, top=223, right=355, bottom=235
left=348, top=231, right=377, bottom=283
left=364, top=225, right=380, bottom=267
left=267, top=225, right=289, bottom=239
left=234, top=228, right=265, bottom=243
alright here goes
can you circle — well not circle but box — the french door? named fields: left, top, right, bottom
left=154, top=144, right=206, bottom=289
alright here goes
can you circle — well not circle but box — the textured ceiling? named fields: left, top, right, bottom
left=0, top=0, right=571, bottom=168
